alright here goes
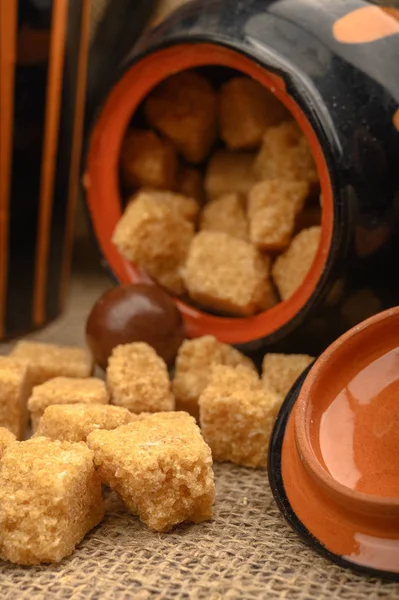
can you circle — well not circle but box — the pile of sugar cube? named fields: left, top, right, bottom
left=0, top=336, right=312, bottom=565
left=113, top=71, right=322, bottom=316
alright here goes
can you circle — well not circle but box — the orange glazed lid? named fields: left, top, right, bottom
left=270, top=306, right=399, bottom=579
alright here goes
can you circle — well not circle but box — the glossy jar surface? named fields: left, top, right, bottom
left=85, top=0, right=399, bottom=355
left=269, top=306, right=399, bottom=578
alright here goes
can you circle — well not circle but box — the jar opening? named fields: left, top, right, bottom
left=85, top=43, right=333, bottom=344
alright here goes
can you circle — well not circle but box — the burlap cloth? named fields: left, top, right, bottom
left=0, top=241, right=398, bottom=599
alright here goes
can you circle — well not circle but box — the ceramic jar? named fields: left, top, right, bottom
left=84, top=0, right=399, bottom=355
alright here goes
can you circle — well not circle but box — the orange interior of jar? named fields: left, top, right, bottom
left=85, top=43, right=333, bottom=345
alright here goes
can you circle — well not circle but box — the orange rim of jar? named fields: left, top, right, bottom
left=85, top=43, right=333, bottom=345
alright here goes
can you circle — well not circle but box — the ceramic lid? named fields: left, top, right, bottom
left=269, top=307, right=399, bottom=579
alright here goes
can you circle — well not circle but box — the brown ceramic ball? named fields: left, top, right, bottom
left=86, top=283, right=185, bottom=369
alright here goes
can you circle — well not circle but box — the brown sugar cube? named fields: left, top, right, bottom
left=11, top=341, right=93, bottom=387
left=176, top=166, right=204, bottom=204
left=199, top=193, right=248, bottom=240
left=254, top=121, right=319, bottom=185
left=250, top=202, right=296, bottom=252
left=127, top=189, right=199, bottom=223
left=272, top=226, right=321, bottom=300
left=0, top=437, right=104, bottom=565
left=0, top=428, right=16, bottom=459
left=173, top=335, right=256, bottom=419
left=199, top=365, right=281, bottom=468
left=144, top=71, right=217, bottom=163
left=87, top=411, right=215, bottom=532
left=36, top=404, right=142, bottom=443
left=205, top=150, right=256, bottom=200
left=112, top=191, right=194, bottom=295
left=107, top=342, right=174, bottom=413
left=262, top=353, right=314, bottom=398
left=0, top=357, right=31, bottom=439
left=120, top=129, right=178, bottom=191
left=219, top=77, right=289, bottom=150
left=28, top=377, right=109, bottom=431
left=183, top=231, right=276, bottom=316
left=156, top=189, right=199, bottom=222
left=247, top=181, right=310, bottom=251
left=248, top=180, right=310, bottom=217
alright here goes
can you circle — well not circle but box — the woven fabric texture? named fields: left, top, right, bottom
left=2, top=466, right=399, bottom=600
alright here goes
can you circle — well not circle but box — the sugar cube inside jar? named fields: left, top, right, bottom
left=86, top=52, right=333, bottom=353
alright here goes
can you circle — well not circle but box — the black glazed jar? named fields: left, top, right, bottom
left=84, top=0, right=399, bottom=356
